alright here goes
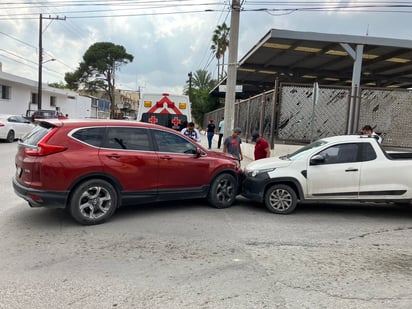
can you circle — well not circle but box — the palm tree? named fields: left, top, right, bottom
left=211, top=23, right=230, bottom=81
left=183, top=69, right=218, bottom=125
left=183, top=69, right=215, bottom=95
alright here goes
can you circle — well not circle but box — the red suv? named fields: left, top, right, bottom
left=13, top=119, right=242, bottom=225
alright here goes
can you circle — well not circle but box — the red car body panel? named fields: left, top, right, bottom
left=13, top=119, right=242, bottom=214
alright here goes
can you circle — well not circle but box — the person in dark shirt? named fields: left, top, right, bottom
left=223, top=128, right=243, bottom=162
left=206, top=119, right=216, bottom=149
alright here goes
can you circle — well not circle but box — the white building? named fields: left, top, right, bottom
left=0, top=62, right=93, bottom=118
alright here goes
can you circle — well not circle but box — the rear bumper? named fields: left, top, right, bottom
left=12, top=176, right=68, bottom=208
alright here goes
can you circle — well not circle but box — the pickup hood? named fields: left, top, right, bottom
left=245, top=156, right=292, bottom=170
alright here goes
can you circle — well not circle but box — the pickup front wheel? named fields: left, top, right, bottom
left=264, top=184, right=297, bottom=214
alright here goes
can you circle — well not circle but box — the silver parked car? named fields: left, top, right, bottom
left=0, top=114, right=35, bottom=142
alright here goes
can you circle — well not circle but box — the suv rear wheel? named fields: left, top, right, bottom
left=69, top=179, right=118, bottom=225
left=264, top=184, right=297, bottom=214
left=207, top=173, right=237, bottom=209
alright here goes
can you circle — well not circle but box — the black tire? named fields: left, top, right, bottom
left=264, top=184, right=298, bottom=214
left=207, top=173, right=237, bottom=209
left=6, top=130, right=15, bottom=143
left=69, top=179, right=118, bottom=225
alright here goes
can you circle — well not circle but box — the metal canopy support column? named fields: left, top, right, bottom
left=341, top=43, right=364, bottom=134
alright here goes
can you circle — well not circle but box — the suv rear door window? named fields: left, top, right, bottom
left=104, top=127, right=151, bottom=151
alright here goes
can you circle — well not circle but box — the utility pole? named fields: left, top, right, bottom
left=38, top=14, right=66, bottom=110
left=223, top=0, right=241, bottom=138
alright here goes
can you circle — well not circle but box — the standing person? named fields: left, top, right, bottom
left=206, top=119, right=216, bottom=149
left=361, top=125, right=382, bottom=143
left=223, top=127, right=243, bottom=162
left=252, top=132, right=271, bottom=160
left=217, top=117, right=224, bottom=149
left=181, top=121, right=201, bottom=142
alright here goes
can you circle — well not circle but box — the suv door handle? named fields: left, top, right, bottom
left=106, top=153, right=121, bottom=159
left=159, top=156, right=172, bottom=160
left=345, top=168, right=358, bottom=172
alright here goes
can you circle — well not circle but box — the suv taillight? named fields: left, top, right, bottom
left=24, top=127, right=67, bottom=156
left=24, top=142, right=66, bottom=156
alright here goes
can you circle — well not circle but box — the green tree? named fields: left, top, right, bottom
left=184, top=69, right=218, bottom=125
left=65, top=42, right=134, bottom=117
left=211, top=22, right=230, bottom=81
left=48, top=81, right=67, bottom=89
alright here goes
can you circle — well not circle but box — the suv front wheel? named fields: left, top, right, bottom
left=207, top=173, right=237, bottom=209
left=69, top=179, right=118, bottom=225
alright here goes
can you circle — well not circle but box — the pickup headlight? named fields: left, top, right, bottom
left=245, top=168, right=275, bottom=177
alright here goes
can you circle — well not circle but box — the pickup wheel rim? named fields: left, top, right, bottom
left=265, top=184, right=297, bottom=214
left=268, top=188, right=292, bottom=210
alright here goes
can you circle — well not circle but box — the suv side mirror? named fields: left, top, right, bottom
left=195, top=147, right=202, bottom=158
left=310, top=154, right=325, bottom=165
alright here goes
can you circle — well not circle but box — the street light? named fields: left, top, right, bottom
left=37, top=55, right=55, bottom=110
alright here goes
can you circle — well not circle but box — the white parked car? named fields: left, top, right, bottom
left=0, top=114, right=35, bottom=143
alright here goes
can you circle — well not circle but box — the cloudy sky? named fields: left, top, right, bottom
left=1, top=1, right=411, bottom=95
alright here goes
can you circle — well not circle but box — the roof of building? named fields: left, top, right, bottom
left=212, top=29, right=412, bottom=99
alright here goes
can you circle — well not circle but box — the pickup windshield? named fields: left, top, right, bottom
left=282, top=140, right=328, bottom=161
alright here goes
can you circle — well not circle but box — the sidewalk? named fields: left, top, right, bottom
left=199, top=132, right=253, bottom=167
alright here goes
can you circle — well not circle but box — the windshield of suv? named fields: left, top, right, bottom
left=281, top=140, right=328, bottom=161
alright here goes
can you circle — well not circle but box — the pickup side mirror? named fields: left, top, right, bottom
left=310, top=154, right=325, bottom=165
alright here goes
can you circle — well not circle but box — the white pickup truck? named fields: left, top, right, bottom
left=242, top=135, right=412, bottom=214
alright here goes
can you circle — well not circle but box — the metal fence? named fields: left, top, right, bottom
left=204, top=82, right=412, bottom=148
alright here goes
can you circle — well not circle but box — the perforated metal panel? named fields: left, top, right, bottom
left=358, top=88, right=412, bottom=147
left=204, top=84, right=412, bottom=148
left=278, top=84, right=350, bottom=141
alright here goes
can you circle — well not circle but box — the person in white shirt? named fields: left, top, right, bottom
left=361, top=125, right=383, bottom=143
left=181, top=121, right=201, bottom=142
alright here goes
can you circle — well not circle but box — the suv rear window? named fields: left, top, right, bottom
left=20, top=123, right=53, bottom=146
left=72, top=127, right=106, bottom=147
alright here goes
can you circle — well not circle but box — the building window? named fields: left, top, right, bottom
left=31, top=93, right=38, bottom=105
left=50, top=96, right=56, bottom=107
left=0, top=85, right=11, bottom=99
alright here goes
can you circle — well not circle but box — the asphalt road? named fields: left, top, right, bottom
left=1, top=141, right=412, bottom=309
